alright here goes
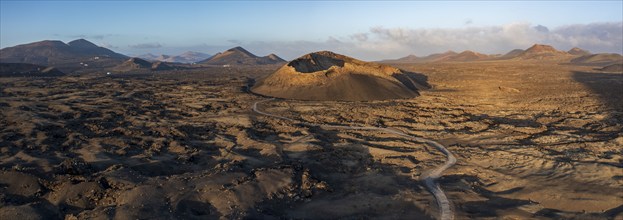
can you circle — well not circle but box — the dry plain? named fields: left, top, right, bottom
left=0, top=60, right=621, bottom=219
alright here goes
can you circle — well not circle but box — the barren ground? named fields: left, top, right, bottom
left=0, top=61, right=621, bottom=219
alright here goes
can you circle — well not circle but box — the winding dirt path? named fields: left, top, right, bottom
left=252, top=99, right=456, bottom=220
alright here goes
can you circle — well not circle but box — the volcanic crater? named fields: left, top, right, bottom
left=251, top=51, right=427, bottom=101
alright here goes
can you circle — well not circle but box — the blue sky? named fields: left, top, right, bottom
left=1, top=1, right=622, bottom=60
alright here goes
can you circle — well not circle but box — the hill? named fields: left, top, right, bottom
left=151, top=61, right=174, bottom=71
left=498, top=49, right=525, bottom=59
left=199, top=47, right=285, bottom=65
left=597, top=63, right=623, bottom=72
left=445, top=50, right=490, bottom=61
left=382, top=51, right=458, bottom=63
left=113, top=58, right=153, bottom=72
left=113, top=58, right=179, bottom=72
left=383, top=50, right=490, bottom=63
left=168, top=51, right=212, bottom=63
left=514, top=44, right=571, bottom=60
left=570, top=53, right=623, bottom=66
left=0, top=63, right=65, bottom=77
left=567, top=47, right=591, bottom=56
left=383, top=54, right=420, bottom=63
left=251, top=51, right=426, bottom=101
left=138, top=53, right=159, bottom=61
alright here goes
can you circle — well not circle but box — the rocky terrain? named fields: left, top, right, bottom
left=0, top=58, right=621, bottom=219
left=0, top=63, right=65, bottom=77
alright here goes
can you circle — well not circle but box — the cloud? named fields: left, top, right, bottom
left=464, top=19, right=473, bottom=25
left=146, top=22, right=621, bottom=61
left=67, top=34, right=115, bottom=40
left=546, top=23, right=623, bottom=52
left=128, top=42, right=162, bottom=49
left=99, top=42, right=118, bottom=49
left=350, top=33, right=368, bottom=42
left=335, top=22, right=622, bottom=59
left=534, top=25, right=549, bottom=33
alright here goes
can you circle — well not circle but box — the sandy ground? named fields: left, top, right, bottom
left=0, top=61, right=621, bottom=219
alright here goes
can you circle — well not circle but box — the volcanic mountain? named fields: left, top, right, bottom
left=0, top=39, right=127, bottom=71
left=514, top=44, right=571, bottom=60
left=113, top=58, right=153, bottom=72
left=138, top=53, right=160, bottom=61
left=0, top=63, right=65, bottom=77
left=567, top=47, right=591, bottom=56
left=383, top=50, right=489, bottom=63
left=445, top=50, right=490, bottom=61
left=251, top=51, right=426, bottom=101
left=151, top=61, right=174, bottom=71
left=113, top=58, right=178, bottom=72
left=139, top=51, right=211, bottom=63
left=384, top=54, right=420, bottom=63
left=498, top=49, right=525, bottom=59
left=169, top=51, right=212, bottom=63
left=420, top=51, right=460, bottom=62
left=199, top=47, right=285, bottom=65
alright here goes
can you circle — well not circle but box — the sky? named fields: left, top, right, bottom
left=1, top=1, right=622, bottom=60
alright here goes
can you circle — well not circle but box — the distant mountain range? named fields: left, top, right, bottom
left=382, top=44, right=621, bottom=65
left=1, top=38, right=620, bottom=73
left=199, top=46, right=286, bottom=65
left=0, top=39, right=287, bottom=72
left=0, top=39, right=127, bottom=71
left=138, top=51, right=212, bottom=64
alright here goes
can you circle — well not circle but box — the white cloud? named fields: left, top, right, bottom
left=350, top=33, right=368, bottom=42
left=240, top=22, right=622, bottom=61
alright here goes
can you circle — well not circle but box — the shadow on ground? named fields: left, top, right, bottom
left=572, top=71, right=623, bottom=113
